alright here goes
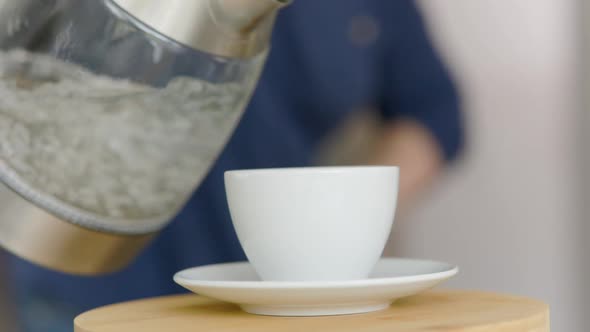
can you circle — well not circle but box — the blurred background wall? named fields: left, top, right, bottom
left=383, top=1, right=584, bottom=331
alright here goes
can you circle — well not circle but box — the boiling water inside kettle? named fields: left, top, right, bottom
left=0, top=49, right=247, bottom=233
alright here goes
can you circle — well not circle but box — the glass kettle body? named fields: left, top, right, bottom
left=0, top=0, right=289, bottom=275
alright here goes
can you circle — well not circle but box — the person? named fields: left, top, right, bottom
left=8, top=1, right=463, bottom=331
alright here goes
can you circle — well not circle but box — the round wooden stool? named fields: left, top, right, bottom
left=74, top=290, right=549, bottom=332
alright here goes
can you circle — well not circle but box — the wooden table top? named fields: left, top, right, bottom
left=74, top=290, right=549, bottom=332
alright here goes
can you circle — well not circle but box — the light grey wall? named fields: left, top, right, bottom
left=578, top=0, right=590, bottom=330
left=385, top=1, right=584, bottom=331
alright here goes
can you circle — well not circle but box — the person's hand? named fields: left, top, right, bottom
left=368, top=118, right=443, bottom=214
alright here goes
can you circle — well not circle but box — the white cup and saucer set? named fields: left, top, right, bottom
left=174, top=166, right=458, bottom=317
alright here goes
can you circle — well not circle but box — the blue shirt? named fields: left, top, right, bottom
left=9, top=1, right=463, bottom=330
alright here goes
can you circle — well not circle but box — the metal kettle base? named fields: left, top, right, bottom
left=0, top=182, right=154, bottom=275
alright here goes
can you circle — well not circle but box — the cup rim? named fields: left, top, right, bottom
left=225, top=166, right=399, bottom=177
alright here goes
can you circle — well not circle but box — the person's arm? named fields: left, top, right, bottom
left=374, top=1, right=464, bottom=212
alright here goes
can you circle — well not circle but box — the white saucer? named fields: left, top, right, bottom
left=173, top=258, right=458, bottom=317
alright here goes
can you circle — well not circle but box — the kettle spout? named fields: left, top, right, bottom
left=212, top=0, right=291, bottom=33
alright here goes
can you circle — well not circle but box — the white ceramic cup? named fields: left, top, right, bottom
left=224, top=166, right=399, bottom=281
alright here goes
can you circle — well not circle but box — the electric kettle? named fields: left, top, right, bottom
left=0, top=0, right=290, bottom=275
